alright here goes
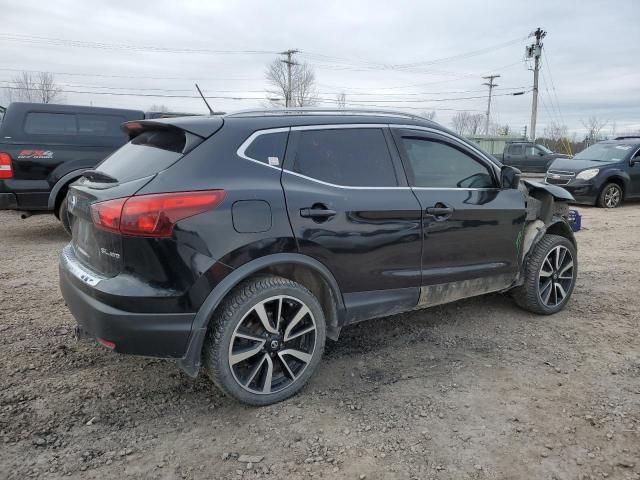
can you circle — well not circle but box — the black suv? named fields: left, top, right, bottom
left=59, top=109, right=578, bottom=405
left=0, top=102, right=144, bottom=232
left=545, top=137, right=640, bottom=208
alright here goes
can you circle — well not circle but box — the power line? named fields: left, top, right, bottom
left=0, top=33, right=278, bottom=55
left=0, top=67, right=257, bottom=82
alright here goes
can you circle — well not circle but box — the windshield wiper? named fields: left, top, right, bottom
left=82, top=169, right=118, bottom=183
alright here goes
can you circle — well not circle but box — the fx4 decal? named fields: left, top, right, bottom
left=17, top=150, right=54, bottom=159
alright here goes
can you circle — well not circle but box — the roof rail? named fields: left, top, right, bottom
left=225, top=107, right=428, bottom=121
left=614, top=136, right=640, bottom=140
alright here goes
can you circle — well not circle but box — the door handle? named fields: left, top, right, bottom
left=426, top=206, right=454, bottom=216
left=300, top=207, right=337, bottom=219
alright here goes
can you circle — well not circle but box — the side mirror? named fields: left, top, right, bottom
left=538, top=151, right=545, bottom=156
left=501, top=165, right=521, bottom=189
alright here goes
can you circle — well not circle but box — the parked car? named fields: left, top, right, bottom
left=545, top=136, right=640, bottom=208
left=59, top=109, right=578, bottom=405
left=0, top=102, right=144, bottom=233
left=495, top=141, right=570, bottom=173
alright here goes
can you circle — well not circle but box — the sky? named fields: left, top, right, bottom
left=1, top=0, right=638, bottom=137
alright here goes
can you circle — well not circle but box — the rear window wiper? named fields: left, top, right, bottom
left=82, top=169, right=118, bottom=183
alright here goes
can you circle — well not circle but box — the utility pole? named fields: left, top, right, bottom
left=482, top=74, right=500, bottom=135
left=280, top=49, right=299, bottom=107
left=527, top=27, right=546, bottom=141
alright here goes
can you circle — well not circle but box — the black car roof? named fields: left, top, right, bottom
left=136, top=108, right=444, bottom=139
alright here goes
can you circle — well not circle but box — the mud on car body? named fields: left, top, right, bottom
left=59, top=109, right=578, bottom=405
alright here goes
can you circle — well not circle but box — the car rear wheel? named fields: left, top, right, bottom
left=203, top=275, right=326, bottom=406
left=598, top=183, right=623, bottom=208
left=513, top=234, right=577, bottom=315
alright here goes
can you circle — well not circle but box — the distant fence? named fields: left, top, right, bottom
left=467, top=135, right=527, bottom=155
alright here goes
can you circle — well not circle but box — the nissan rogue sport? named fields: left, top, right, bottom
left=59, top=109, right=578, bottom=405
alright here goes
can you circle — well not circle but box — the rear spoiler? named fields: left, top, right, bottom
left=121, top=116, right=224, bottom=140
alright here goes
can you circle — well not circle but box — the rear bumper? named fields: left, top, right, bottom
left=59, top=249, right=195, bottom=358
left=0, top=192, right=18, bottom=209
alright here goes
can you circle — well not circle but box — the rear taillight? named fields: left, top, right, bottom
left=90, top=190, right=225, bottom=237
left=0, top=152, right=13, bottom=179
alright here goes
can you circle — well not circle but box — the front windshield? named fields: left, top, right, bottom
left=573, top=143, right=635, bottom=162
left=538, top=144, right=553, bottom=154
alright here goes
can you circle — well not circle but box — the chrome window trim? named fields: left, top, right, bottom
left=235, top=123, right=505, bottom=191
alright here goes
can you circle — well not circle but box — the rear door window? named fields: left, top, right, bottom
left=24, top=112, right=77, bottom=135
left=95, top=129, right=186, bottom=183
left=289, top=128, right=397, bottom=186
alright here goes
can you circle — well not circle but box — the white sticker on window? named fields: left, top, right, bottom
left=268, top=156, right=279, bottom=166
left=615, top=145, right=632, bottom=150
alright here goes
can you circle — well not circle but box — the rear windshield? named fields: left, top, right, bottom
left=95, top=129, right=186, bottom=182
left=574, top=143, right=635, bottom=162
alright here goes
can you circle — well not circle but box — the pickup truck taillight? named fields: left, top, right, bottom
left=89, top=190, right=226, bottom=237
left=0, top=152, right=13, bottom=179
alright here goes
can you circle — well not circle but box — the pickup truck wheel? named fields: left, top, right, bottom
left=58, top=193, right=72, bottom=236
left=513, top=234, right=577, bottom=315
left=203, top=275, right=326, bottom=406
left=597, top=183, right=623, bottom=208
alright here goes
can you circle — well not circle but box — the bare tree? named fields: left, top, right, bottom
left=581, top=116, right=608, bottom=146
left=543, top=122, right=568, bottom=142
left=495, top=124, right=512, bottom=136
left=6, top=71, right=64, bottom=104
left=148, top=104, right=170, bottom=113
left=451, top=111, right=484, bottom=135
left=336, top=92, right=346, bottom=108
left=421, top=110, right=436, bottom=121
left=265, top=59, right=318, bottom=107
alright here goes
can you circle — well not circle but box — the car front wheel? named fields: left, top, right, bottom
left=204, top=275, right=326, bottom=406
left=598, top=183, right=623, bottom=208
left=513, top=234, right=577, bottom=315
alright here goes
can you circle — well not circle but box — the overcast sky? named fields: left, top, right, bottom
left=1, top=0, right=638, bottom=137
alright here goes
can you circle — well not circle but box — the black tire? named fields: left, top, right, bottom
left=597, top=183, right=623, bottom=208
left=512, top=234, right=577, bottom=315
left=203, top=275, right=326, bottom=406
left=58, top=193, right=72, bottom=236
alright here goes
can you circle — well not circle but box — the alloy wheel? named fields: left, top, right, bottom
left=604, top=185, right=621, bottom=208
left=228, top=295, right=317, bottom=395
left=538, top=245, right=575, bottom=308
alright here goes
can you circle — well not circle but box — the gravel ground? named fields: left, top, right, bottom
left=1, top=205, right=639, bottom=480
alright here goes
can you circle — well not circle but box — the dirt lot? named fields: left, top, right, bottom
left=1, top=205, right=639, bottom=480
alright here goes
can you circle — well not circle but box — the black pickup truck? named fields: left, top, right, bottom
left=0, top=102, right=144, bottom=232
left=495, top=141, right=570, bottom=173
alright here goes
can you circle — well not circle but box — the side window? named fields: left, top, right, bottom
left=77, top=114, right=127, bottom=137
left=526, top=146, right=537, bottom=157
left=24, top=113, right=77, bottom=135
left=291, top=128, right=397, bottom=186
left=509, top=144, right=523, bottom=155
left=401, top=137, right=496, bottom=189
left=244, top=131, right=288, bottom=166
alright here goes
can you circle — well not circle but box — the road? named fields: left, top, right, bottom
left=1, top=205, right=639, bottom=479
